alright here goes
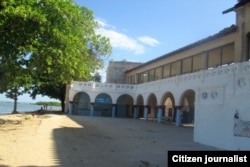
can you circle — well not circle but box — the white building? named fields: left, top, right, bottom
left=66, top=1, right=250, bottom=150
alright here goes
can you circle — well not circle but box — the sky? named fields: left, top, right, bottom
left=75, top=0, right=236, bottom=80
left=0, top=0, right=237, bottom=103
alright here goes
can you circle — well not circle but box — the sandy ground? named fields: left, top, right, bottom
left=0, top=113, right=218, bottom=167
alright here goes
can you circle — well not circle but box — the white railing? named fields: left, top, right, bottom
left=71, top=81, right=136, bottom=93
left=71, top=61, right=250, bottom=93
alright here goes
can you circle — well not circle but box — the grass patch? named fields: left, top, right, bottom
left=39, top=115, right=51, bottom=119
left=24, top=116, right=32, bottom=120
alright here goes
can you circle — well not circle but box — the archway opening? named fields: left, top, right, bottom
left=180, top=90, right=195, bottom=125
left=136, top=95, right=144, bottom=118
left=116, top=94, right=133, bottom=118
left=147, top=93, right=157, bottom=120
left=73, top=92, right=90, bottom=115
left=161, top=92, right=175, bottom=122
left=94, top=93, right=112, bottom=117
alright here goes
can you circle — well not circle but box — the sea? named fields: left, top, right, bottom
left=0, top=101, right=61, bottom=115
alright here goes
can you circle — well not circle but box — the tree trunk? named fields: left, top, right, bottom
left=60, top=84, right=66, bottom=112
left=12, top=92, right=18, bottom=114
left=60, top=99, right=65, bottom=113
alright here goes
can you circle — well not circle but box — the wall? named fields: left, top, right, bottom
left=106, top=61, right=142, bottom=83
left=194, top=61, right=250, bottom=150
left=68, top=61, right=250, bottom=150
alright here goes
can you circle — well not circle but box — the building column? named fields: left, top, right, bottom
left=90, top=102, right=94, bottom=117
left=175, top=106, right=182, bottom=127
left=133, top=105, right=138, bottom=119
left=112, top=104, right=116, bottom=118
left=72, top=102, right=78, bottom=115
left=157, top=105, right=164, bottom=123
left=144, top=105, right=149, bottom=121
left=68, top=101, right=73, bottom=115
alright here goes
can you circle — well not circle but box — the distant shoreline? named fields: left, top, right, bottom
left=0, top=102, right=61, bottom=115
left=0, top=101, right=60, bottom=106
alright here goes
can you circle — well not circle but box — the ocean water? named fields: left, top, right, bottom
left=0, top=101, right=61, bottom=115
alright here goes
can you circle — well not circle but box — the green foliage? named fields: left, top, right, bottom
left=0, top=0, right=112, bottom=111
left=35, top=101, right=60, bottom=106
left=92, top=72, right=102, bottom=82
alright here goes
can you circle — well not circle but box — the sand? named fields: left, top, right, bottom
left=0, top=113, right=218, bottom=167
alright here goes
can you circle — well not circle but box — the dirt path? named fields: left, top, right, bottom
left=0, top=114, right=218, bottom=167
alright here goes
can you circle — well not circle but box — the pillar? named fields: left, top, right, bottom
left=175, top=106, right=182, bottom=127
left=68, top=101, right=73, bottom=115
left=112, top=104, right=116, bottom=118
left=90, top=103, right=94, bottom=117
left=144, top=105, right=149, bottom=121
left=157, top=105, right=164, bottom=123
left=133, top=105, right=138, bottom=119
left=64, top=83, right=71, bottom=113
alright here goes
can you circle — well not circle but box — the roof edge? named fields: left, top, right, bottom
left=125, top=25, right=237, bottom=73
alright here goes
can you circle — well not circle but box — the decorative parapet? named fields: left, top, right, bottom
left=70, top=61, right=250, bottom=95
left=71, top=81, right=136, bottom=93
left=139, top=61, right=250, bottom=87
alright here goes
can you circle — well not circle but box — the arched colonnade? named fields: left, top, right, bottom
left=68, top=89, right=195, bottom=125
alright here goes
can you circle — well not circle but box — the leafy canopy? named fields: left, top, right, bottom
left=0, top=0, right=111, bottom=111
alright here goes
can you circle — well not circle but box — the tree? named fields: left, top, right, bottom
left=92, top=72, right=102, bottom=82
left=0, top=0, right=111, bottom=112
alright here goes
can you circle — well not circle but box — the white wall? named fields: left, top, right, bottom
left=69, top=61, right=250, bottom=150
left=194, top=62, right=250, bottom=150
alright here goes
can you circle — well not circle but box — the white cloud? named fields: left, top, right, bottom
left=96, top=20, right=159, bottom=55
left=138, top=36, right=160, bottom=46
left=96, top=28, right=145, bottom=55
left=96, top=19, right=116, bottom=30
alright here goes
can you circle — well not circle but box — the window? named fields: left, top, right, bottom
left=149, top=69, right=155, bottom=81
left=171, top=61, right=180, bottom=76
left=208, top=48, right=221, bottom=68
left=142, top=72, right=148, bottom=83
left=155, top=67, right=162, bottom=80
left=193, top=54, right=203, bottom=72
left=163, top=64, right=170, bottom=78
left=182, top=57, right=192, bottom=74
left=222, top=43, right=234, bottom=65
left=138, top=72, right=148, bottom=83
left=129, top=75, right=136, bottom=84
left=133, top=75, right=136, bottom=84
left=137, top=74, right=142, bottom=84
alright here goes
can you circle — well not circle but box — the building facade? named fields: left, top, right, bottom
left=106, top=60, right=142, bottom=83
left=66, top=1, right=250, bottom=150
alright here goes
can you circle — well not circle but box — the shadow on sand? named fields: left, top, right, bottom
left=48, top=114, right=218, bottom=167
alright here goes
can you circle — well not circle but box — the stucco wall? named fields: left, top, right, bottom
left=68, top=62, right=250, bottom=150
left=194, top=62, right=250, bottom=150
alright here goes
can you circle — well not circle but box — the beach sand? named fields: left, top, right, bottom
left=0, top=113, right=218, bottom=167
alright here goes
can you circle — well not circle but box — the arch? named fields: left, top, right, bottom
left=94, top=93, right=112, bottom=117
left=116, top=94, right=134, bottom=118
left=180, top=89, right=195, bottom=124
left=147, top=93, right=157, bottom=119
left=72, top=92, right=91, bottom=115
left=136, top=95, right=144, bottom=118
left=161, top=92, right=175, bottom=121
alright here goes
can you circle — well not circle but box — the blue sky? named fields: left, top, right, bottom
left=0, top=0, right=236, bottom=102
left=75, top=0, right=236, bottom=81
